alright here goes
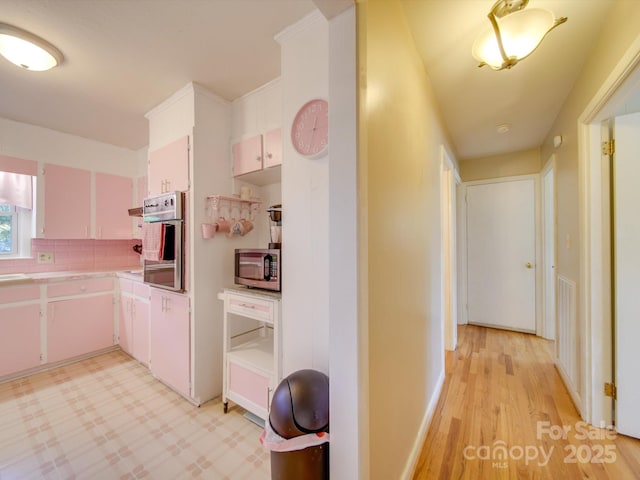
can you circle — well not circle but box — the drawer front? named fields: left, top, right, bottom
left=228, top=361, right=271, bottom=411
left=133, top=282, right=150, bottom=299
left=0, top=285, right=40, bottom=304
left=47, top=278, right=114, bottom=298
left=227, top=294, right=273, bottom=322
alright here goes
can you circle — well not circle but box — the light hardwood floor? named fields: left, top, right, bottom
left=413, top=325, right=640, bottom=479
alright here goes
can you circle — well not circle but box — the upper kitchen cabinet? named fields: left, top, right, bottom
left=96, top=173, right=133, bottom=239
left=230, top=78, right=282, bottom=186
left=43, top=164, right=91, bottom=239
left=263, top=127, right=282, bottom=168
left=148, top=135, right=189, bottom=195
left=42, top=165, right=134, bottom=240
left=232, top=134, right=263, bottom=176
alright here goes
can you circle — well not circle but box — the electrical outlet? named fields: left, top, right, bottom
left=38, top=252, right=54, bottom=264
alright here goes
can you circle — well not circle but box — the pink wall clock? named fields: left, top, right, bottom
left=291, top=98, right=328, bottom=158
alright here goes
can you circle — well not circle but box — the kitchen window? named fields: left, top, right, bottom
left=0, top=171, right=36, bottom=258
left=0, top=204, right=18, bottom=255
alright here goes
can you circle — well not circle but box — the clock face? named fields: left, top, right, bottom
left=291, top=99, right=328, bottom=157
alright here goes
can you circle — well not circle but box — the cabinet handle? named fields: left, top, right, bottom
left=266, top=152, right=273, bottom=159
left=240, top=303, right=256, bottom=309
left=256, top=156, right=262, bottom=162
left=267, top=387, right=272, bottom=411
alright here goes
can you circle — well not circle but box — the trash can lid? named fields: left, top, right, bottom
left=269, top=369, right=329, bottom=439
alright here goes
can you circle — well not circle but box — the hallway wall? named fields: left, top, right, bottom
left=459, top=147, right=541, bottom=182
left=538, top=0, right=640, bottom=413
left=358, top=0, right=454, bottom=477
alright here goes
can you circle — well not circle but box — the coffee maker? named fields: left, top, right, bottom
left=267, top=204, right=282, bottom=249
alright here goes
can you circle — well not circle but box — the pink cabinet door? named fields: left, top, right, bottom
left=44, top=164, right=91, bottom=239
left=148, top=136, right=189, bottom=195
left=0, top=304, right=41, bottom=377
left=47, top=294, right=114, bottom=363
left=263, top=128, right=282, bottom=168
left=132, top=297, right=149, bottom=365
left=119, top=295, right=133, bottom=355
left=228, top=362, right=270, bottom=417
left=232, top=134, right=263, bottom=176
left=149, top=289, right=190, bottom=397
left=96, top=172, right=133, bottom=239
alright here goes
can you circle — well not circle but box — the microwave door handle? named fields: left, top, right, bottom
left=263, top=254, right=272, bottom=281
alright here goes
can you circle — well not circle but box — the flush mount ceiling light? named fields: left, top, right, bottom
left=472, top=0, right=567, bottom=71
left=0, top=23, right=63, bottom=71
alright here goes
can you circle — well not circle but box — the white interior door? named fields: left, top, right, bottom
left=613, top=111, right=640, bottom=439
left=466, top=178, right=537, bottom=332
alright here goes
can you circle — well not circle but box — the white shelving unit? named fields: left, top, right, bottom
left=218, top=286, right=281, bottom=421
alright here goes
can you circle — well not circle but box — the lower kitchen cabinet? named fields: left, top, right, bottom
left=0, top=303, right=41, bottom=377
left=149, top=288, right=190, bottom=398
left=119, top=278, right=150, bottom=365
left=47, top=294, right=114, bottom=363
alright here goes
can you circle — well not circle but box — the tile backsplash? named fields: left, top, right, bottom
left=0, top=239, right=142, bottom=275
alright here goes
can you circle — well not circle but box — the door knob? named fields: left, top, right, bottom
left=526, top=262, right=533, bottom=269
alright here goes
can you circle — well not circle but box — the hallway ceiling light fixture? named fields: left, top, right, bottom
left=0, top=23, right=63, bottom=71
left=472, top=0, right=567, bottom=71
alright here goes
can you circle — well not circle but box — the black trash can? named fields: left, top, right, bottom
left=268, top=369, right=329, bottom=480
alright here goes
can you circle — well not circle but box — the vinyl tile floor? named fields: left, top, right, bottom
left=0, top=350, right=269, bottom=480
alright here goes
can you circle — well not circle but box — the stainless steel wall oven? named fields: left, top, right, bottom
left=142, top=191, right=185, bottom=292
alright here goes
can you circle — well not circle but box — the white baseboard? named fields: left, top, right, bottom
left=401, top=368, right=446, bottom=479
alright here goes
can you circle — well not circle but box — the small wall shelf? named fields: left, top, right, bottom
left=202, top=195, right=262, bottom=239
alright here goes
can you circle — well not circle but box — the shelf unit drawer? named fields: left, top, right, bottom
left=227, top=360, right=272, bottom=420
left=47, top=278, right=114, bottom=298
left=227, top=293, right=273, bottom=323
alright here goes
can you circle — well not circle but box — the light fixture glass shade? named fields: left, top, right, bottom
left=0, top=24, right=63, bottom=71
left=472, top=8, right=559, bottom=70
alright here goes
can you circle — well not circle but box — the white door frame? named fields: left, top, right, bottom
left=459, top=173, right=543, bottom=335
left=441, top=146, right=460, bottom=351
left=578, top=35, right=640, bottom=427
left=541, top=156, right=557, bottom=341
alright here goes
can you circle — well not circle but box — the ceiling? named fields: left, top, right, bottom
left=0, top=0, right=636, bottom=160
left=402, top=0, right=617, bottom=160
left=0, top=0, right=317, bottom=151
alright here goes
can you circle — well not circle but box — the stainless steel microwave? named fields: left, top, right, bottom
left=234, top=249, right=281, bottom=291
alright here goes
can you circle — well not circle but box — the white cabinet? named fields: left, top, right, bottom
left=119, top=278, right=150, bottom=366
left=220, top=287, right=281, bottom=421
left=149, top=288, right=190, bottom=398
left=46, top=278, right=115, bottom=363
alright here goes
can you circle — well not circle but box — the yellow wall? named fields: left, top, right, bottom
left=459, top=147, right=541, bottom=182
left=541, top=1, right=640, bottom=282
left=460, top=148, right=542, bottom=182
left=358, top=0, right=452, bottom=477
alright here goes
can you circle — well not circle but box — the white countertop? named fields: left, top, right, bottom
left=222, top=284, right=282, bottom=300
left=0, top=268, right=143, bottom=287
